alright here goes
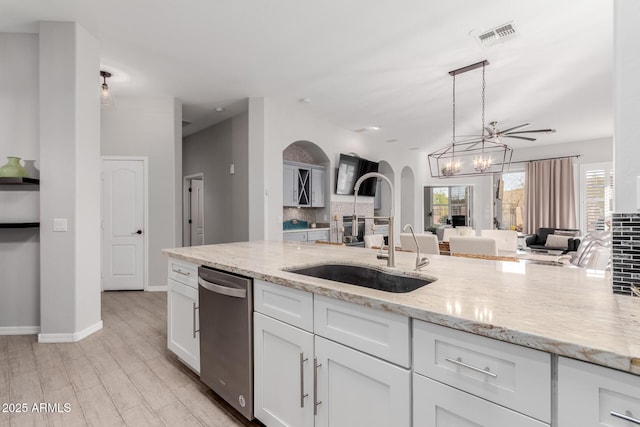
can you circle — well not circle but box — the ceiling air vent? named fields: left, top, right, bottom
left=471, top=21, right=518, bottom=48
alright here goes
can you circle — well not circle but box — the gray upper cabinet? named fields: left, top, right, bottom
left=283, top=161, right=326, bottom=208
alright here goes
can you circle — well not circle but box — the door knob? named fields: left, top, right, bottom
left=132, top=230, right=142, bottom=235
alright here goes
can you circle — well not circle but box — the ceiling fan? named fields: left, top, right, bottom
left=482, top=121, right=556, bottom=142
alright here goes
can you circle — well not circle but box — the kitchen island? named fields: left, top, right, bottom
left=163, top=240, right=640, bottom=426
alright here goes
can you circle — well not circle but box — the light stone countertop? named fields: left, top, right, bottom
left=282, top=227, right=330, bottom=233
left=162, top=240, right=640, bottom=376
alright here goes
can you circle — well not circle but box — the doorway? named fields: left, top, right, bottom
left=183, top=173, right=205, bottom=246
left=101, top=157, right=148, bottom=291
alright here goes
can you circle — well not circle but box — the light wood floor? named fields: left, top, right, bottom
left=0, top=291, right=261, bottom=427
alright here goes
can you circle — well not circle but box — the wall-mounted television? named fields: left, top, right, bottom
left=335, top=153, right=379, bottom=196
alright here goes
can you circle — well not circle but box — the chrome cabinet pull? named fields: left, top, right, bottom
left=173, top=267, right=190, bottom=276
left=610, top=411, right=640, bottom=425
left=300, top=353, right=309, bottom=408
left=445, top=356, right=497, bottom=378
left=192, top=303, right=199, bottom=338
left=314, top=358, right=322, bottom=415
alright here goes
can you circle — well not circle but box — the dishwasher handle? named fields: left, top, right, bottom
left=198, top=277, right=247, bottom=299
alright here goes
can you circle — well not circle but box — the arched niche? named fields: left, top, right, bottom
left=400, top=166, right=415, bottom=228
left=283, top=140, right=330, bottom=165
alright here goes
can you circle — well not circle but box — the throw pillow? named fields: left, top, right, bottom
left=545, top=234, right=570, bottom=249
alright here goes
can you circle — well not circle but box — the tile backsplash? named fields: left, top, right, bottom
left=612, top=212, right=640, bottom=296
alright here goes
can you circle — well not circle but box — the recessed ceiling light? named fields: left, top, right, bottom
left=214, top=107, right=225, bottom=112
left=366, top=125, right=381, bottom=131
left=385, top=139, right=398, bottom=143
left=299, top=97, right=311, bottom=104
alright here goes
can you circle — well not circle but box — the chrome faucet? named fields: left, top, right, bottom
left=353, top=172, right=395, bottom=268
left=403, top=224, right=429, bottom=271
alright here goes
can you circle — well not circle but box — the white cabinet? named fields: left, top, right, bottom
left=311, top=168, right=325, bottom=208
left=283, top=162, right=326, bottom=208
left=558, top=356, right=640, bottom=426
left=283, top=163, right=297, bottom=207
left=413, top=320, right=551, bottom=425
left=254, top=312, right=314, bottom=427
left=167, top=259, right=199, bottom=374
left=413, top=374, right=547, bottom=427
left=314, top=336, right=410, bottom=427
left=283, top=229, right=329, bottom=243
left=254, top=280, right=410, bottom=427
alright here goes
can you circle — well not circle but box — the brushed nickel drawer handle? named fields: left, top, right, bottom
left=314, top=358, right=322, bottom=415
left=610, top=411, right=640, bottom=425
left=192, top=303, right=199, bottom=338
left=445, top=356, right=497, bottom=378
left=173, top=267, right=191, bottom=276
left=300, top=352, right=309, bottom=408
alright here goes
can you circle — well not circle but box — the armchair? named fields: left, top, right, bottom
left=525, top=227, right=581, bottom=252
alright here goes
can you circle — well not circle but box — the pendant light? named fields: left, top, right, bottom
left=428, top=60, right=512, bottom=178
left=100, top=70, right=114, bottom=108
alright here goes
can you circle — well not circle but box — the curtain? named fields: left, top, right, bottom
left=524, top=158, right=577, bottom=233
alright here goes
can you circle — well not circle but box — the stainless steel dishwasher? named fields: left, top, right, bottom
left=198, top=266, right=253, bottom=420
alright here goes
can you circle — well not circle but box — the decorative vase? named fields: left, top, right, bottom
left=0, top=156, right=29, bottom=178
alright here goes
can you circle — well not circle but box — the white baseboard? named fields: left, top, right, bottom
left=146, top=285, right=168, bottom=292
left=38, top=320, right=104, bottom=343
left=0, top=326, right=40, bottom=336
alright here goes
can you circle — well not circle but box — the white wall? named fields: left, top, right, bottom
left=101, top=97, right=180, bottom=288
left=255, top=98, right=423, bottom=242
left=0, top=33, right=40, bottom=332
left=183, top=112, right=249, bottom=243
left=39, top=22, right=102, bottom=339
left=614, top=0, right=640, bottom=212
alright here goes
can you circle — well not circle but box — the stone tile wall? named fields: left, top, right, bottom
left=612, top=213, right=640, bottom=296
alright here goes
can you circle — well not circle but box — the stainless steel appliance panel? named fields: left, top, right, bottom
left=198, top=266, right=253, bottom=420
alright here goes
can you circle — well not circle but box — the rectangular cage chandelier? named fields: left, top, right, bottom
left=428, top=60, right=512, bottom=178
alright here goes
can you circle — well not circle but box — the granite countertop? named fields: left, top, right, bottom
left=283, top=227, right=330, bottom=233
left=162, top=240, right=640, bottom=375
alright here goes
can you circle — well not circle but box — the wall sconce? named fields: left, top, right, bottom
left=100, top=70, right=114, bottom=108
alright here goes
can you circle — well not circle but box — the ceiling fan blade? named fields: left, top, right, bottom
left=505, top=129, right=556, bottom=135
left=504, top=135, right=537, bottom=141
left=499, top=123, right=531, bottom=134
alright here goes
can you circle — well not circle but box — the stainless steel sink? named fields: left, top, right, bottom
left=286, top=263, right=435, bottom=293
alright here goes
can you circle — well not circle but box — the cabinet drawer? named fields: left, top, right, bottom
left=558, top=356, right=640, bottom=426
left=314, top=295, right=410, bottom=367
left=283, top=231, right=308, bottom=242
left=307, top=230, right=329, bottom=242
left=413, top=374, right=548, bottom=427
left=413, top=320, right=550, bottom=423
left=168, top=258, right=198, bottom=288
left=254, top=280, right=314, bottom=332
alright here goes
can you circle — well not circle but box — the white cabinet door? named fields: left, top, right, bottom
left=167, top=278, right=199, bottom=373
left=558, top=356, right=640, bottom=427
left=311, top=168, right=325, bottom=207
left=413, top=374, right=547, bottom=427
left=254, top=312, right=314, bottom=427
left=314, top=336, right=410, bottom=427
left=283, top=163, right=298, bottom=207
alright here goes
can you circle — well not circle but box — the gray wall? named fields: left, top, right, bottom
left=183, top=112, right=249, bottom=244
left=0, top=33, right=40, bottom=331
left=101, top=97, right=181, bottom=289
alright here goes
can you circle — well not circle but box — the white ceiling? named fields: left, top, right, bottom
left=0, top=0, right=613, bottom=152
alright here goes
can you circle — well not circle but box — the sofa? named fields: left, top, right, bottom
left=525, top=227, right=581, bottom=253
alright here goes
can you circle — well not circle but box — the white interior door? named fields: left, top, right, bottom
left=190, top=179, right=204, bottom=246
left=102, top=158, right=145, bottom=290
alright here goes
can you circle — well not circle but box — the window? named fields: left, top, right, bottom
left=425, top=186, right=472, bottom=228
left=495, top=171, right=525, bottom=231
left=581, top=163, right=614, bottom=232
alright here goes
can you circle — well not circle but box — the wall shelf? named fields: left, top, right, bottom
left=0, top=222, right=40, bottom=229
left=0, top=177, right=39, bottom=185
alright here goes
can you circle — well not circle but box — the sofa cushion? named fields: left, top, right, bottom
left=545, top=234, right=570, bottom=249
